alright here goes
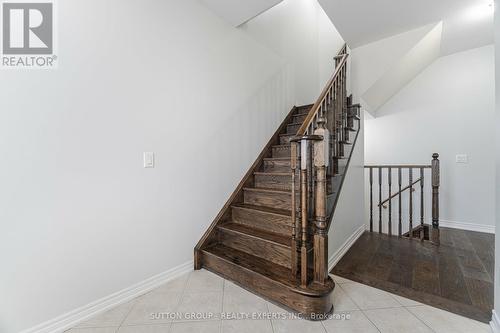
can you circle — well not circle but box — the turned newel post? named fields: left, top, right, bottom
left=300, top=138, right=309, bottom=287
left=431, top=153, right=440, bottom=244
left=290, top=142, right=299, bottom=278
left=313, top=118, right=329, bottom=285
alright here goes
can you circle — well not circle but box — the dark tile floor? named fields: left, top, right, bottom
left=332, top=227, right=494, bottom=323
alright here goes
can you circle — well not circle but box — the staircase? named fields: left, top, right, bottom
left=194, top=44, right=361, bottom=318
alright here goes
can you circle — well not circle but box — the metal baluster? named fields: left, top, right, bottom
left=388, top=168, right=392, bottom=236
left=379, top=168, right=382, bottom=233
left=398, top=168, right=402, bottom=237
left=409, top=168, right=413, bottom=239
left=420, top=167, right=424, bottom=240
left=369, top=167, right=373, bottom=232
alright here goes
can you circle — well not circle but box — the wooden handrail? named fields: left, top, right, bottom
left=379, top=178, right=421, bottom=208
left=296, top=51, right=348, bottom=136
left=365, top=154, right=440, bottom=244
left=290, top=43, right=350, bottom=288
left=365, top=165, right=431, bottom=169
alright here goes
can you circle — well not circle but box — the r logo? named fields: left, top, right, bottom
left=2, top=2, right=53, bottom=54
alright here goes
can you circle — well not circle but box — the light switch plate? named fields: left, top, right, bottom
left=144, top=152, right=155, bottom=168
left=456, top=154, right=468, bottom=163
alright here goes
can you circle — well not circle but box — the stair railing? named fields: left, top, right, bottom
left=365, top=153, right=440, bottom=244
left=290, top=44, right=349, bottom=287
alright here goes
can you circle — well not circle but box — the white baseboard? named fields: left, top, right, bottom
left=328, top=224, right=366, bottom=271
left=20, top=260, right=193, bottom=333
left=439, top=219, right=495, bottom=234
left=491, top=310, right=500, bottom=333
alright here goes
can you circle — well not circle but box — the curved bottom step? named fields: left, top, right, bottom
left=198, top=245, right=335, bottom=320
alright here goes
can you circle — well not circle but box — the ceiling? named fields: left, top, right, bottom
left=318, top=0, right=493, bottom=49
left=198, top=0, right=284, bottom=27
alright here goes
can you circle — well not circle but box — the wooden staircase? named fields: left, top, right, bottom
left=194, top=45, right=361, bottom=318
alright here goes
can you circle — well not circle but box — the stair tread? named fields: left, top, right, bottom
left=264, top=157, right=291, bottom=161
left=204, top=244, right=293, bottom=286
left=203, top=244, right=333, bottom=295
left=254, top=171, right=292, bottom=176
left=219, top=222, right=290, bottom=247
left=232, top=203, right=291, bottom=217
left=243, top=187, right=291, bottom=194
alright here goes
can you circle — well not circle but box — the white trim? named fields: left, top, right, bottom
left=439, top=219, right=495, bottom=234
left=328, top=224, right=366, bottom=271
left=491, top=310, right=500, bottom=333
left=20, top=260, right=193, bottom=333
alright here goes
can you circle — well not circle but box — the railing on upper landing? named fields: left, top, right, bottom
left=289, top=44, right=351, bottom=288
left=364, top=153, right=441, bottom=244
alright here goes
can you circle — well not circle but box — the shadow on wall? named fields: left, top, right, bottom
left=191, top=64, right=296, bottom=229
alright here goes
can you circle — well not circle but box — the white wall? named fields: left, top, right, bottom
left=365, top=45, right=495, bottom=231
left=493, top=0, right=500, bottom=324
left=241, top=0, right=344, bottom=105
left=0, top=1, right=345, bottom=332
left=329, top=117, right=365, bottom=260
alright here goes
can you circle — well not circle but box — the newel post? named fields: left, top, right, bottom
left=431, top=153, right=440, bottom=244
left=313, top=118, right=330, bottom=285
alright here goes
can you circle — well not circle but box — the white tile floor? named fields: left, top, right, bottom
left=67, top=269, right=492, bottom=333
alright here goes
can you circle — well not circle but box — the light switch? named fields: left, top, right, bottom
left=456, top=154, right=468, bottom=163
left=144, top=152, right=155, bottom=168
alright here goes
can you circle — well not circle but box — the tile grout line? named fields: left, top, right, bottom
left=115, top=299, right=138, bottom=332
left=169, top=272, right=190, bottom=331
left=266, top=302, right=276, bottom=333
left=359, top=309, right=382, bottom=333
left=400, top=306, right=438, bottom=333
left=219, top=277, right=225, bottom=333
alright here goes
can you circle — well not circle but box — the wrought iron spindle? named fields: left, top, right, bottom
left=378, top=167, right=382, bottom=233
left=388, top=168, right=392, bottom=236
left=369, top=167, right=373, bottom=232
left=420, top=167, right=424, bottom=240
left=409, top=168, right=413, bottom=239
left=398, top=167, right=402, bottom=237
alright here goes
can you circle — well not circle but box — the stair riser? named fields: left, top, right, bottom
left=244, top=189, right=296, bottom=210
left=287, top=123, right=300, bottom=135
left=293, top=114, right=307, bottom=124
left=272, top=146, right=292, bottom=158
left=201, top=252, right=334, bottom=318
left=232, top=206, right=292, bottom=236
left=218, top=228, right=291, bottom=268
left=264, top=160, right=291, bottom=173
left=280, top=135, right=295, bottom=145
left=255, top=174, right=297, bottom=191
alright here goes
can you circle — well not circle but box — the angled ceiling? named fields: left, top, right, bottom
left=198, top=0, right=284, bottom=27
left=318, top=0, right=492, bottom=48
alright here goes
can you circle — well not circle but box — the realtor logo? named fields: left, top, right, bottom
left=1, top=1, right=57, bottom=68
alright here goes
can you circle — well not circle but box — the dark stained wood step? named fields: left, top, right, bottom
left=279, top=133, right=295, bottom=145
left=272, top=144, right=292, bottom=158
left=263, top=157, right=291, bottom=173
left=243, top=187, right=296, bottom=210
left=292, top=113, right=308, bottom=124
left=202, top=244, right=333, bottom=295
left=220, top=222, right=290, bottom=247
left=231, top=203, right=292, bottom=236
left=287, top=122, right=302, bottom=135
left=254, top=171, right=296, bottom=191
left=217, top=222, right=291, bottom=268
